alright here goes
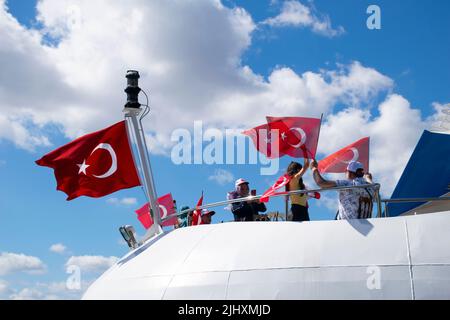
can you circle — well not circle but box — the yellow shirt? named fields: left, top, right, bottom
left=288, top=177, right=307, bottom=206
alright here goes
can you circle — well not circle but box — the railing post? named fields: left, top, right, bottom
left=376, top=186, right=382, bottom=218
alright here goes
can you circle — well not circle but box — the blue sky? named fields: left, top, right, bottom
left=0, top=0, right=449, bottom=299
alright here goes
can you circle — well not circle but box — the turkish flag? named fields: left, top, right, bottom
left=135, top=193, right=176, bottom=229
left=266, top=116, right=322, bottom=159
left=318, top=137, right=370, bottom=173
left=260, top=174, right=292, bottom=203
left=191, top=192, right=204, bottom=226
left=243, top=119, right=301, bottom=159
left=36, top=121, right=141, bottom=200
left=242, top=122, right=282, bottom=159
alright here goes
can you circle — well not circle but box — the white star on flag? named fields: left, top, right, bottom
left=77, top=160, right=90, bottom=175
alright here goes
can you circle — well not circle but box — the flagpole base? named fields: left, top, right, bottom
left=141, top=223, right=164, bottom=245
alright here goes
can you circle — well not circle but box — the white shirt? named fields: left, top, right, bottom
left=335, top=178, right=373, bottom=220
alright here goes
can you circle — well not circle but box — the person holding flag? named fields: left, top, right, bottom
left=310, top=159, right=374, bottom=220
left=285, top=158, right=311, bottom=221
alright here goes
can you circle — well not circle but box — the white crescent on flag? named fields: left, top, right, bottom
left=287, top=127, right=307, bottom=148
left=90, top=143, right=118, bottom=179
left=159, top=204, right=168, bottom=220
left=340, top=147, right=359, bottom=164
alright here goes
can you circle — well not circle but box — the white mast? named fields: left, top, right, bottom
left=123, top=70, right=162, bottom=240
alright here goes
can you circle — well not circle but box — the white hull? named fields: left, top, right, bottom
left=83, top=211, right=450, bottom=299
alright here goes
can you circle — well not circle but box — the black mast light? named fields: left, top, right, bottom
left=124, top=70, right=141, bottom=109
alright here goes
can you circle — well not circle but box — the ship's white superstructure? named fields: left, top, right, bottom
left=83, top=210, right=450, bottom=300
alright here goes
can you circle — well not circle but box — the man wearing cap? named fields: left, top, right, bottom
left=309, top=160, right=374, bottom=220
left=200, top=209, right=215, bottom=225
left=227, top=178, right=267, bottom=221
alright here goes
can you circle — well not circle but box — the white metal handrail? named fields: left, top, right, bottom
left=161, top=183, right=382, bottom=223
left=381, top=197, right=450, bottom=216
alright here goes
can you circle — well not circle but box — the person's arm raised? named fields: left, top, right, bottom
left=310, top=159, right=337, bottom=188
left=294, top=157, right=310, bottom=179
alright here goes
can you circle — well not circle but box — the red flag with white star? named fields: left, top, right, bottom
left=36, top=120, right=141, bottom=200
left=318, top=137, right=370, bottom=173
left=242, top=120, right=289, bottom=159
left=266, top=116, right=322, bottom=159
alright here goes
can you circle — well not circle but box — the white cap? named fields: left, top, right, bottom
left=235, top=178, right=249, bottom=188
left=347, top=161, right=364, bottom=173
left=201, top=209, right=215, bottom=216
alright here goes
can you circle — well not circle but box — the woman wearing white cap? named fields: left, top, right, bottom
left=227, top=178, right=267, bottom=221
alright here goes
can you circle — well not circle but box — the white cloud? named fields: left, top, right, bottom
left=262, top=0, right=344, bottom=37
left=0, top=280, right=9, bottom=296
left=0, top=252, right=47, bottom=276
left=5, top=280, right=93, bottom=300
left=37, top=280, right=91, bottom=300
left=208, top=169, right=235, bottom=185
left=0, top=0, right=445, bottom=198
left=49, top=243, right=67, bottom=254
left=0, top=114, right=51, bottom=151
left=9, top=288, right=46, bottom=300
left=106, top=197, right=137, bottom=206
left=319, top=94, right=428, bottom=196
left=429, top=102, right=450, bottom=133
left=0, top=1, right=392, bottom=156
left=65, top=255, right=119, bottom=273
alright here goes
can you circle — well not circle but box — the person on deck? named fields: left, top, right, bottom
left=285, top=158, right=310, bottom=221
left=310, top=160, right=374, bottom=220
left=200, top=209, right=215, bottom=225
left=227, top=178, right=267, bottom=221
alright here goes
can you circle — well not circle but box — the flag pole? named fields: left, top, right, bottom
left=285, top=196, right=289, bottom=221
left=314, top=113, right=323, bottom=160
left=367, top=136, right=370, bottom=172
left=123, top=70, right=162, bottom=239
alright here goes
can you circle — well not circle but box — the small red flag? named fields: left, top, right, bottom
left=260, top=174, right=292, bottom=203
left=191, top=192, right=204, bottom=226
left=36, top=121, right=140, bottom=200
left=318, top=137, right=370, bottom=173
left=136, top=193, right=176, bottom=229
left=266, top=116, right=321, bottom=159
